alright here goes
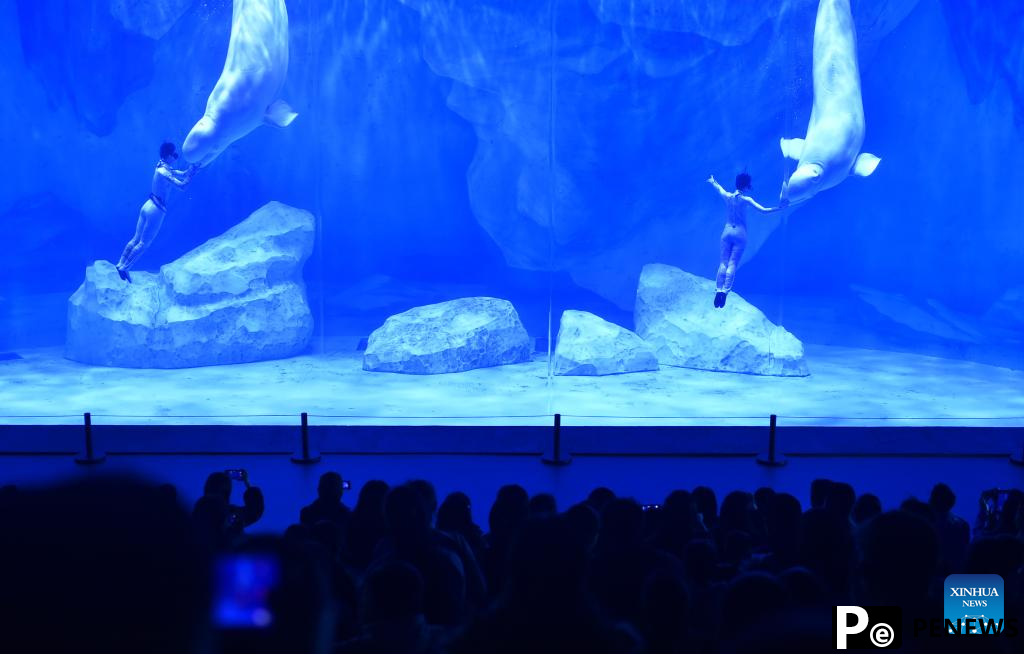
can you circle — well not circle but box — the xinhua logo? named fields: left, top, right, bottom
left=944, top=574, right=1004, bottom=635
left=835, top=606, right=902, bottom=649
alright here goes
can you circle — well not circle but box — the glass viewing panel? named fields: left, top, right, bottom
left=1, top=1, right=1022, bottom=427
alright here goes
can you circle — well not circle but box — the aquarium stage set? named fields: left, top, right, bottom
left=2, top=0, right=1024, bottom=438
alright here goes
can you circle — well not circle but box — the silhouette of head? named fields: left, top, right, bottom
left=354, top=480, right=389, bottom=517
left=384, top=484, right=430, bottom=536
left=489, top=484, right=529, bottom=540
left=754, top=487, right=776, bottom=512
left=437, top=491, right=473, bottom=533
left=766, top=493, right=802, bottom=550
left=929, top=483, right=956, bottom=514
left=693, top=486, right=718, bottom=528
left=736, top=171, right=752, bottom=191
left=587, top=487, right=616, bottom=513
left=719, top=491, right=756, bottom=534
left=851, top=493, right=882, bottom=525
left=825, top=482, right=856, bottom=520
left=660, top=489, right=696, bottom=539
left=159, top=142, right=178, bottom=162
left=810, top=479, right=833, bottom=509
left=317, top=472, right=344, bottom=502
left=529, top=493, right=557, bottom=516
left=408, top=479, right=438, bottom=523
left=204, top=472, right=232, bottom=502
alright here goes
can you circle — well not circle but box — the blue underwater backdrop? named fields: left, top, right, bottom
left=2, top=0, right=1024, bottom=423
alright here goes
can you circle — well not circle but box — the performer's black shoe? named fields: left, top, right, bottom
left=714, top=291, right=726, bottom=308
left=117, top=267, right=132, bottom=284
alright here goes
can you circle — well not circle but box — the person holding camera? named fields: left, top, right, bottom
left=300, top=471, right=352, bottom=528
left=194, top=469, right=264, bottom=541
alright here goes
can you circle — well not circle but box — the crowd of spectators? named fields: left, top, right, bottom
left=1, top=473, right=1022, bottom=653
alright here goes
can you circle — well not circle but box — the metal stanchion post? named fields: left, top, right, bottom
left=75, top=412, right=106, bottom=464
left=757, top=414, right=787, bottom=467
left=291, top=412, right=321, bottom=464
left=541, top=413, right=571, bottom=465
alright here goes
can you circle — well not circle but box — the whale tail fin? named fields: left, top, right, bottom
left=265, top=100, right=298, bottom=128
left=852, top=152, right=881, bottom=177
left=780, top=137, right=805, bottom=161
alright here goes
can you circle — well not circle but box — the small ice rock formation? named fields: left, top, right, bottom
left=363, top=297, right=532, bottom=374
left=66, top=201, right=315, bottom=368
left=553, top=310, right=658, bottom=376
left=635, top=264, right=809, bottom=377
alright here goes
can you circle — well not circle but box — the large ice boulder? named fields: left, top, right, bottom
left=635, top=264, right=808, bottom=377
left=65, top=202, right=315, bottom=368
left=363, top=297, right=532, bottom=374
left=553, top=310, right=658, bottom=376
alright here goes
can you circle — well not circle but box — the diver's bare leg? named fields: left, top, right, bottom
left=715, top=237, right=732, bottom=308
left=716, top=239, right=730, bottom=292
left=116, top=211, right=147, bottom=282
left=722, top=239, right=746, bottom=293
left=719, top=237, right=747, bottom=308
left=118, top=201, right=166, bottom=280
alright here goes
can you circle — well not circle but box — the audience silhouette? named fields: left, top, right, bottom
left=1, top=474, right=1021, bottom=654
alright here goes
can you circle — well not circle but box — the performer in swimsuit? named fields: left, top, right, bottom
left=115, top=142, right=198, bottom=283
left=707, top=172, right=788, bottom=308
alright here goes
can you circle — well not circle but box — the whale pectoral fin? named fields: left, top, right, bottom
left=264, top=100, right=298, bottom=128
left=780, top=137, right=805, bottom=161
left=852, top=152, right=881, bottom=177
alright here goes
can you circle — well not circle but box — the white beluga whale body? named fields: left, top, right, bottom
left=780, top=0, right=879, bottom=203
left=183, top=0, right=296, bottom=167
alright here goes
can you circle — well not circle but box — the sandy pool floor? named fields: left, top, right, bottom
left=3, top=343, right=1023, bottom=427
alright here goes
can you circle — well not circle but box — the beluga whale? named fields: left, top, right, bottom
left=183, top=0, right=296, bottom=167
left=780, top=0, right=879, bottom=204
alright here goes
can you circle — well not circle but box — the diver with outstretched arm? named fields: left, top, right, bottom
left=707, top=172, right=788, bottom=308
left=114, top=142, right=199, bottom=283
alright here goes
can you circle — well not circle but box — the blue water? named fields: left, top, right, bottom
left=1, top=1, right=1022, bottom=424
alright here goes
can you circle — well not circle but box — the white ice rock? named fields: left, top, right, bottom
left=363, top=297, right=532, bottom=374
left=553, top=310, right=658, bottom=376
left=66, top=201, right=315, bottom=368
left=635, top=264, right=809, bottom=377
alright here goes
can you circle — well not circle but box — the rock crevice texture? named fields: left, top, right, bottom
left=66, top=201, right=315, bottom=368
left=363, top=297, right=532, bottom=374
left=553, top=310, right=658, bottom=376
left=635, top=263, right=809, bottom=377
